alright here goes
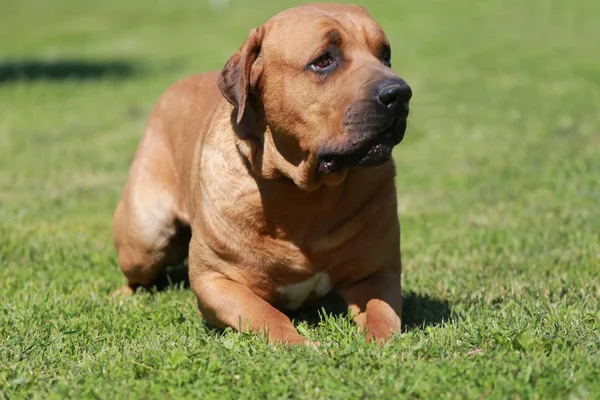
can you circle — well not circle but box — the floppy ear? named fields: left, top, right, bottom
left=218, top=26, right=264, bottom=128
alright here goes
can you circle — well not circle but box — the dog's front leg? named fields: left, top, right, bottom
left=340, top=267, right=402, bottom=343
left=190, top=270, right=313, bottom=346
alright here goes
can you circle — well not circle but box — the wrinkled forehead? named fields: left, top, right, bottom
left=261, top=5, right=388, bottom=62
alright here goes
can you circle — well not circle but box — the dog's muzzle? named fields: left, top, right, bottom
left=317, top=78, right=412, bottom=175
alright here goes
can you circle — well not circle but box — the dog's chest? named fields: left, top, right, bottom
left=276, top=272, right=332, bottom=310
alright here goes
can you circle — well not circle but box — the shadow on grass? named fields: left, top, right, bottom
left=287, top=290, right=451, bottom=330
left=0, top=59, right=136, bottom=83
left=154, top=266, right=451, bottom=331
left=152, top=263, right=191, bottom=292
left=401, top=291, right=451, bottom=330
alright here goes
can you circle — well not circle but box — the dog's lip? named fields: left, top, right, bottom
left=317, top=113, right=409, bottom=175
left=317, top=130, right=397, bottom=175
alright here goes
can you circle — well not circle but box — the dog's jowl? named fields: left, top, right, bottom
left=113, top=3, right=412, bottom=345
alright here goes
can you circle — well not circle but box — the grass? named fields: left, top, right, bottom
left=1, top=0, right=599, bottom=398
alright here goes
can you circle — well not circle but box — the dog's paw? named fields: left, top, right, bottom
left=110, top=285, right=135, bottom=305
left=268, top=331, right=319, bottom=348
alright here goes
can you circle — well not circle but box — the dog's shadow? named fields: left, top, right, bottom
left=153, top=263, right=191, bottom=291
left=286, top=291, right=451, bottom=331
left=400, top=291, right=452, bottom=330
left=155, top=265, right=451, bottom=331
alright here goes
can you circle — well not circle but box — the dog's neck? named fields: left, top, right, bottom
left=235, top=127, right=349, bottom=191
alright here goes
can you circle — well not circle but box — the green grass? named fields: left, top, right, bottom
left=1, top=0, right=599, bottom=398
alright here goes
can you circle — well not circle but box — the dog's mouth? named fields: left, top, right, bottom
left=317, top=119, right=407, bottom=175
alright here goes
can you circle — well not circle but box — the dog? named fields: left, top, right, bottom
left=113, top=3, right=412, bottom=345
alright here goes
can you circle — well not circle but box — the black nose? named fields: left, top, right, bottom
left=376, top=78, right=412, bottom=108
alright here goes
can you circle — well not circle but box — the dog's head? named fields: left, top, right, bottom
left=218, top=3, right=411, bottom=189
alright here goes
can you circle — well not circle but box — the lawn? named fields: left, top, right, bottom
left=1, top=0, right=599, bottom=398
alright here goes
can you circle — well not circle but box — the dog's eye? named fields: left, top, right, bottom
left=382, top=46, right=392, bottom=68
left=309, top=53, right=335, bottom=72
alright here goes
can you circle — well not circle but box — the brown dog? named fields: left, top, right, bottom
left=113, top=3, right=412, bottom=345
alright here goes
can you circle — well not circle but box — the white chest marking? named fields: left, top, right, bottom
left=277, top=272, right=332, bottom=310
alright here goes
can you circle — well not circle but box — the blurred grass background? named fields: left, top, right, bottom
left=1, top=0, right=599, bottom=398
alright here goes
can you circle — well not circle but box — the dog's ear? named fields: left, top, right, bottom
left=218, top=26, right=264, bottom=130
